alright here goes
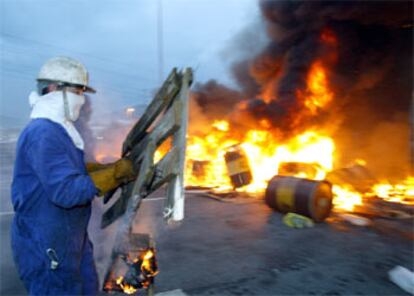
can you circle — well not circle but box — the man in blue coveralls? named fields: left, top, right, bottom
left=11, top=56, right=136, bottom=295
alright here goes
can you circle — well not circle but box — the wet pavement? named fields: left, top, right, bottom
left=1, top=139, right=413, bottom=296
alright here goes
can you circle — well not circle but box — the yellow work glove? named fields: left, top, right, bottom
left=86, top=162, right=111, bottom=172
left=88, top=158, right=136, bottom=196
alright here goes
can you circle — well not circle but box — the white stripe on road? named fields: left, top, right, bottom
left=156, top=289, right=189, bottom=296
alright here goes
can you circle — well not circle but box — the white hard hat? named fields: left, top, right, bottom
left=37, top=56, right=96, bottom=93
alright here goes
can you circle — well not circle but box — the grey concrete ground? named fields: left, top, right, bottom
left=1, top=139, right=413, bottom=296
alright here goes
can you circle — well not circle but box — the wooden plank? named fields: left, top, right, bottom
left=101, top=93, right=184, bottom=227
left=101, top=68, right=192, bottom=228
left=102, top=141, right=155, bottom=228
left=146, top=147, right=180, bottom=192
left=122, top=68, right=181, bottom=156
left=105, top=148, right=179, bottom=226
left=101, top=68, right=192, bottom=293
left=101, top=182, right=134, bottom=228
left=164, top=68, right=192, bottom=222
left=129, top=99, right=183, bottom=163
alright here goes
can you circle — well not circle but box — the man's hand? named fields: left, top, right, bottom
left=114, top=158, right=136, bottom=183
left=88, top=158, right=137, bottom=196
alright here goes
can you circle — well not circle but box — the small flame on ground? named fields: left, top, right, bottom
left=371, top=177, right=414, bottom=205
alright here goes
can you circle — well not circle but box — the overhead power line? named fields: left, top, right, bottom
left=1, top=32, right=157, bottom=84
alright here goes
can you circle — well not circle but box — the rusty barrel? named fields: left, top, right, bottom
left=224, top=145, right=252, bottom=188
left=265, top=176, right=333, bottom=222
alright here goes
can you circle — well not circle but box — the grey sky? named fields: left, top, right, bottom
left=0, top=0, right=260, bottom=124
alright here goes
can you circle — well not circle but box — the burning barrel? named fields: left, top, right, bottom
left=265, top=176, right=333, bottom=222
left=224, top=145, right=252, bottom=188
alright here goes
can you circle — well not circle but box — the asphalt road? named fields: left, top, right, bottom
left=1, top=139, right=413, bottom=296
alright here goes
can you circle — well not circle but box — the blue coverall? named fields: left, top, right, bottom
left=11, top=118, right=99, bottom=295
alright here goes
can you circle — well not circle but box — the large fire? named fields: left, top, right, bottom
left=98, top=28, right=412, bottom=215
left=185, top=116, right=412, bottom=212
left=186, top=129, right=334, bottom=192
left=181, top=41, right=411, bottom=212
left=184, top=53, right=350, bottom=205
left=370, top=177, right=414, bottom=205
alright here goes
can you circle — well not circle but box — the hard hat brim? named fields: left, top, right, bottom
left=84, top=85, right=96, bottom=93
left=37, top=79, right=96, bottom=94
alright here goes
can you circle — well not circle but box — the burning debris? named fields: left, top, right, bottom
left=116, top=248, right=158, bottom=293
left=104, top=233, right=158, bottom=295
left=278, top=162, right=323, bottom=180
left=92, top=0, right=413, bottom=238
left=100, top=68, right=192, bottom=295
left=180, top=0, right=413, bottom=218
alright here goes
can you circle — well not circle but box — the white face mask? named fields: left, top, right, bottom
left=29, top=90, right=86, bottom=150
left=63, top=91, right=85, bottom=122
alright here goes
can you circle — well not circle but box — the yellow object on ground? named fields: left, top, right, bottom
left=283, top=212, right=315, bottom=228
left=88, top=158, right=136, bottom=196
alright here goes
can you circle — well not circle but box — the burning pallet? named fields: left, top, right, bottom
left=103, top=233, right=158, bottom=295
left=101, top=68, right=193, bottom=294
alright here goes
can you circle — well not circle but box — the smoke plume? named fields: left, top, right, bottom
left=191, top=0, right=413, bottom=179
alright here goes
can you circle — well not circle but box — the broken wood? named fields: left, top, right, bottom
left=326, top=164, right=377, bottom=193
left=352, top=196, right=414, bottom=220
left=101, top=67, right=192, bottom=293
left=101, top=68, right=192, bottom=228
left=122, top=69, right=182, bottom=156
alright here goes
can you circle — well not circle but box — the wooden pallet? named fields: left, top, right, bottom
left=100, top=68, right=192, bottom=293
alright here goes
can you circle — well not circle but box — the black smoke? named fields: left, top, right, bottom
left=192, top=0, right=413, bottom=178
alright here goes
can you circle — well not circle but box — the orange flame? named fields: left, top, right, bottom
left=184, top=58, right=366, bottom=212
left=333, top=185, right=362, bottom=212
left=371, top=177, right=414, bottom=205
left=116, top=276, right=137, bottom=295
left=114, top=249, right=158, bottom=294
left=300, top=60, right=333, bottom=114
left=96, top=33, right=410, bottom=214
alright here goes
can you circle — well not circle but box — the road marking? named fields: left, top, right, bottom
left=156, top=289, right=188, bottom=296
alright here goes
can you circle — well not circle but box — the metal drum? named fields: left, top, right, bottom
left=265, top=176, right=333, bottom=222
left=224, top=145, right=252, bottom=188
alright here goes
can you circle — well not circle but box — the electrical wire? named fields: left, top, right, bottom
left=0, top=32, right=156, bottom=86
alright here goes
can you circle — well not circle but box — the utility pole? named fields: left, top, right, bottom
left=157, top=0, right=164, bottom=84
